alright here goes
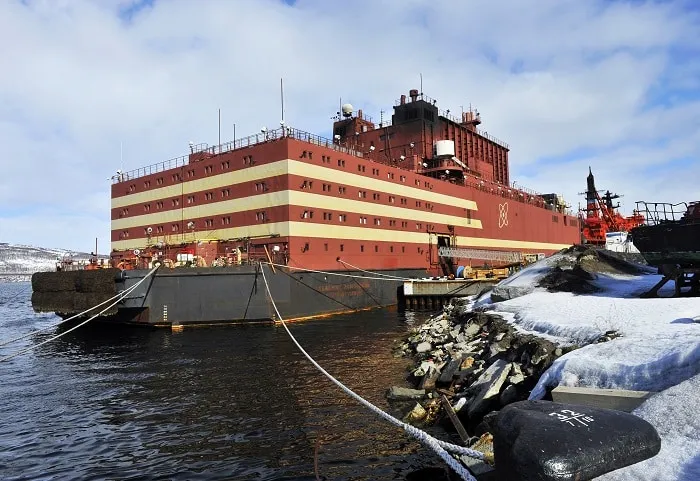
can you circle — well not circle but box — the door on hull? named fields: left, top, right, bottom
left=437, top=235, right=455, bottom=276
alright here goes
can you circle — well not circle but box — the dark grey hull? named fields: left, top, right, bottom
left=33, top=265, right=425, bottom=326
left=631, top=222, right=700, bottom=267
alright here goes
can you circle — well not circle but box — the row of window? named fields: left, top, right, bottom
left=299, top=210, right=436, bottom=230
left=127, top=177, right=440, bottom=215
left=126, top=159, right=236, bottom=193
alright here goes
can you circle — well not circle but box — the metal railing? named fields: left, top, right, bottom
left=112, top=127, right=365, bottom=184
left=635, top=201, right=689, bottom=225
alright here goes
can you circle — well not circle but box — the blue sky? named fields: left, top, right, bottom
left=0, top=0, right=699, bottom=251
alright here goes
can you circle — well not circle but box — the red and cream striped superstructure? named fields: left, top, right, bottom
left=110, top=90, right=580, bottom=274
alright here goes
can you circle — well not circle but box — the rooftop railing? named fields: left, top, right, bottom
left=112, top=127, right=365, bottom=184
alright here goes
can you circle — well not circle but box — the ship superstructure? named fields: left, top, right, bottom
left=110, top=90, right=579, bottom=275
left=580, top=168, right=645, bottom=246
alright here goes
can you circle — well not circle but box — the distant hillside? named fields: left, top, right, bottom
left=0, top=243, right=98, bottom=281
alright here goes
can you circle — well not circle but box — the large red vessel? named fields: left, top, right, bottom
left=110, top=90, right=578, bottom=272
left=32, top=89, right=580, bottom=325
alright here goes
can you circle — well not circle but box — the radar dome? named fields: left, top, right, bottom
left=341, top=103, right=354, bottom=117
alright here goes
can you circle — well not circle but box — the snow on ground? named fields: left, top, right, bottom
left=472, top=252, right=700, bottom=480
left=597, top=372, right=700, bottom=481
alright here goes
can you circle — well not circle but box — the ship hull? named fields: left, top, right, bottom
left=631, top=223, right=700, bottom=267
left=32, top=265, right=426, bottom=326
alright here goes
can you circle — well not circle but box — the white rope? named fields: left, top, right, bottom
left=336, top=258, right=415, bottom=280
left=258, top=263, right=483, bottom=480
left=0, top=266, right=159, bottom=363
left=0, top=270, right=150, bottom=348
left=263, top=261, right=411, bottom=281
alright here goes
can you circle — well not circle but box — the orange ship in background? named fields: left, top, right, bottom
left=579, top=167, right=645, bottom=246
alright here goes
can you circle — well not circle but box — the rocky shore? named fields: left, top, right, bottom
left=386, top=246, right=646, bottom=472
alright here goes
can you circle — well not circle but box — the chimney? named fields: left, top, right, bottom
left=400, top=94, right=406, bottom=105
left=358, top=109, right=363, bottom=119
left=409, top=89, right=419, bottom=102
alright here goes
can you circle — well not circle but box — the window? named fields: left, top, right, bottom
left=221, top=188, right=230, bottom=198
left=222, top=216, right=231, bottom=225
left=205, top=192, right=214, bottom=200
left=255, top=182, right=267, bottom=192
left=359, top=216, right=367, bottom=224
left=338, top=186, right=346, bottom=194
left=256, top=211, right=266, bottom=221
left=401, top=221, right=408, bottom=228
left=338, top=214, right=347, bottom=222
left=322, top=183, right=331, bottom=192
left=372, top=168, right=379, bottom=175
left=337, top=159, right=345, bottom=167
left=221, top=160, right=230, bottom=170
left=389, top=196, right=395, bottom=203
left=144, top=180, right=151, bottom=188
left=374, top=245, right=379, bottom=252
left=389, top=220, right=396, bottom=226
left=400, top=198, right=407, bottom=205
left=204, top=219, right=214, bottom=228
left=157, top=177, right=164, bottom=185
left=390, top=246, right=394, bottom=253
left=172, top=198, right=180, bottom=207
left=186, top=169, right=195, bottom=178
left=321, top=155, right=331, bottom=164
left=156, top=201, right=164, bottom=209
left=400, top=175, right=406, bottom=182
left=144, top=204, right=151, bottom=212
left=172, top=224, right=179, bottom=232
left=374, top=218, right=381, bottom=226
left=244, top=155, right=254, bottom=165
left=358, top=190, right=367, bottom=198
left=360, top=245, right=364, bottom=252
left=340, top=244, right=344, bottom=252
left=187, top=195, right=195, bottom=204
left=324, top=243, right=328, bottom=251
left=372, top=193, right=380, bottom=200
left=157, top=226, right=164, bottom=233
left=358, top=165, right=366, bottom=172
left=323, top=212, right=332, bottom=220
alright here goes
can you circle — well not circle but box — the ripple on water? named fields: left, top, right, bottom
left=0, top=284, right=447, bottom=480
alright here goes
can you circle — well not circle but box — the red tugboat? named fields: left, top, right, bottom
left=32, top=89, right=581, bottom=326
left=579, top=168, right=645, bottom=249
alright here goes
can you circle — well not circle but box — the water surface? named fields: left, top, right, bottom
left=0, top=282, right=451, bottom=480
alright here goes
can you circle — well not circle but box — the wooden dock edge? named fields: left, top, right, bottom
left=551, top=386, right=656, bottom=413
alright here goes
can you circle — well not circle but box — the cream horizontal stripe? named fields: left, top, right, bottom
left=286, top=161, right=478, bottom=211
left=110, top=190, right=483, bottom=230
left=111, top=161, right=287, bottom=209
left=111, top=221, right=571, bottom=252
left=111, top=159, right=479, bottom=211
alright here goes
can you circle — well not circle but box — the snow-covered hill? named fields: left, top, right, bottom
left=0, top=243, right=96, bottom=279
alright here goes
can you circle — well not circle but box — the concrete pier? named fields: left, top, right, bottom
left=400, top=278, right=499, bottom=310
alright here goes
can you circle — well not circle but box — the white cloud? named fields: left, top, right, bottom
left=0, top=0, right=698, bottom=251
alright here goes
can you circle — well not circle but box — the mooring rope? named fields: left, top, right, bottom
left=263, top=261, right=410, bottom=281
left=258, top=263, right=485, bottom=480
left=336, top=258, right=415, bottom=280
left=0, top=268, right=158, bottom=349
left=0, top=266, right=159, bottom=363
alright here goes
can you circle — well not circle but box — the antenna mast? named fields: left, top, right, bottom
left=280, top=78, right=285, bottom=124
left=420, top=73, right=423, bottom=95
left=218, top=108, right=221, bottom=146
